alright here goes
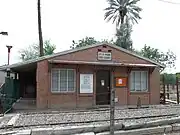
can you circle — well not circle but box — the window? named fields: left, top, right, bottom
left=130, top=71, right=148, bottom=91
left=51, top=69, right=76, bottom=92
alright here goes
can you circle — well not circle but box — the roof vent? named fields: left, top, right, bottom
left=108, top=50, right=112, bottom=52
left=98, top=49, right=102, bottom=51
left=102, top=45, right=107, bottom=48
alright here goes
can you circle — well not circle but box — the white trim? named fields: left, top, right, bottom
left=130, top=70, right=149, bottom=92
left=51, top=68, right=76, bottom=93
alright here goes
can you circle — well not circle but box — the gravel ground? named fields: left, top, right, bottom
left=14, top=107, right=180, bottom=126
left=1, top=105, right=180, bottom=133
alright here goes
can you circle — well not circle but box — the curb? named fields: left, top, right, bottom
left=97, top=125, right=173, bottom=135
left=123, top=116, right=180, bottom=130
left=1, top=124, right=123, bottom=135
left=2, top=124, right=180, bottom=135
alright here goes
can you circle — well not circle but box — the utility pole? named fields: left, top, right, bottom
left=110, top=69, right=115, bottom=135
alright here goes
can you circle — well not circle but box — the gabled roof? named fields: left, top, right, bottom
left=0, top=43, right=165, bottom=71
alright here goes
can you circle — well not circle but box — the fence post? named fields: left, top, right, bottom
left=162, top=74, right=166, bottom=104
left=176, top=77, right=179, bottom=104
left=110, top=69, right=115, bottom=135
left=110, top=88, right=115, bottom=135
left=167, top=84, right=169, bottom=99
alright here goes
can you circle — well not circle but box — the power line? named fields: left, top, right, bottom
left=158, top=0, right=180, bottom=5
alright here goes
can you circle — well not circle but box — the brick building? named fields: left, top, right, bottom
left=0, top=43, right=165, bottom=109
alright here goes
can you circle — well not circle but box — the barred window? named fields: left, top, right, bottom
left=51, top=69, right=75, bottom=92
left=130, top=71, right=148, bottom=92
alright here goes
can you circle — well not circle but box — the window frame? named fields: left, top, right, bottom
left=51, top=68, right=76, bottom=93
left=129, top=70, right=149, bottom=92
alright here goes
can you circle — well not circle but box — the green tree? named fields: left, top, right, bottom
left=104, top=0, right=142, bottom=27
left=160, top=73, right=176, bottom=85
left=138, top=45, right=176, bottom=68
left=37, top=0, right=44, bottom=56
left=70, top=37, right=114, bottom=49
left=19, top=40, right=56, bottom=61
left=70, top=37, right=98, bottom=49
left=115, top=17, right=133, bottom=50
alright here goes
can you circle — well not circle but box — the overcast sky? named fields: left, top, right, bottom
left=0, top=0, right=179, bottom=73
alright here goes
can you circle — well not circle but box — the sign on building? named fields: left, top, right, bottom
left=115, top=77, right=127, bottom=87
left=80, top=74, right=93, bottom=93
left=97, top=52, right=112, bottom=61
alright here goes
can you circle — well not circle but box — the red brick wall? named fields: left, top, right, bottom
left=113, top=67, right=160, bottom=106
left=51, top=45, right=150, bottom=64
left=150, top=68, right=160, bottom=104
left=114, top=67, right=128, bottom=105
left=37, top=63, right=96, bottom=109
left=36, top=60, right=49, bottom=108
left=36, top=61, right=160, bottom=108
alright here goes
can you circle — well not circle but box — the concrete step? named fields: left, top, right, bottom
left=13, top=98, right=36, bottom=110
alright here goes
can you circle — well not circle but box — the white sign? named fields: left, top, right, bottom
left=80, top=74, right=93, bottom=93
left=118, top=79, right=122, bottom=84
left=97, top=52, right=112, bottom=60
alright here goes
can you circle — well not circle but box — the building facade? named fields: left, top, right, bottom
left=35, top=44, right=163, bottom=108
left=0, top=43, right=164, bottom=109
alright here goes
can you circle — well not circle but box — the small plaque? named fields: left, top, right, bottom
left=115, top=77, right=127, bottom=87
left=97, top=52, right=112, bottom=61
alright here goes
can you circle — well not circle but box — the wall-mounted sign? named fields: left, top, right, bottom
left=115, top=77, right=127, bottom=87
left=80, top=74, right=93, bottom=93
left=97, top=52, right=112, bottom=61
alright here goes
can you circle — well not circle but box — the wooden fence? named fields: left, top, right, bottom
left=160, top=84, right=180, bottom=103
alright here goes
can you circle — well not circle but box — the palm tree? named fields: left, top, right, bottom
left=115, top=17, right=133, bottom=50
left=104, top=0, right=142, bottom=26
left=37, top=0, right=44, bottom=56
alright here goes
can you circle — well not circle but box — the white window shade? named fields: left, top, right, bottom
left=130, top=71, right=148, bottom=92
left=51, top=69, right=76, bottom=92
left=80, top=74, right=93, bottom=93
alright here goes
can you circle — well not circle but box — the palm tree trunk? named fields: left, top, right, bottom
left=38, top=0, right=44, bottom=56
left=121, top=16, right=124, bottom=25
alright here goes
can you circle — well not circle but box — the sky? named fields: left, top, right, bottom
left=0, top=0, right=180, bottom=73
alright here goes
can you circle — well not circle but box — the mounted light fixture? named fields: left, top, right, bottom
left=6, top=45, right=13, bottom=65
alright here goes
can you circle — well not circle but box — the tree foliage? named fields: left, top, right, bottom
left=70, top=37, right=98, bottom=49
left=104, top=0, right=142, bottom=27
left=138, top=45, right=176, bottom=68
left=160, top=73, right=176, bottom=85
left=19, top=40, right=56, bottom=61
left=70, top=37, right=114, bottom=49
left=115, top=17, right=133, bottom=50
